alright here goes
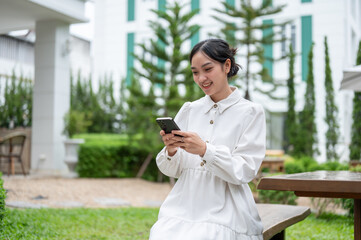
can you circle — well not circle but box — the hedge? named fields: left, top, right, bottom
left=0, top=172, right=6, bottom=230
left=77, top=143, right=162, bottom=181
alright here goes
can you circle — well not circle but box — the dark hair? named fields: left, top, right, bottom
left=189, top=39, right=240, bottom=78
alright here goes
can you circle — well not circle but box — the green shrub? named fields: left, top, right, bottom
left=0, top=172, right=6, bottom=229
left=285, top=156, right=348, bottom=174
left=316, top=161, right=348, bottom=171
left=285, top=161, right=305, bottom=174
left=63, top=110, right=92, bottom=138
left=76, top=135, right=162, bottom=181
left=257, top=189, right=297, bottom=205
left=350, top=164, right=361, bottom=172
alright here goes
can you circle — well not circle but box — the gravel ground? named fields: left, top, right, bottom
left=3, top=176, right=173, bottom=208
left=2, top=175, right=347, bottom=214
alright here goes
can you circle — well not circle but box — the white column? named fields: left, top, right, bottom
left=31, top=20, right=71, bottom=176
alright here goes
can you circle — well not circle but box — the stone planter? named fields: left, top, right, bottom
left=64, top=139, right=84, bottom=177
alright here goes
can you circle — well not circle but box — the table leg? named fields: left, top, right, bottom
left=355, top=199, right=361, bottom=240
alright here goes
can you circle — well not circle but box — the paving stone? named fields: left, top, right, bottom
left=6, top=201, right=48, bottom=209
left=54, top=201, right=84, bottom=208
left=143, top=200, right=163, bottom=207
left=94, top=198, right=131, bottom=207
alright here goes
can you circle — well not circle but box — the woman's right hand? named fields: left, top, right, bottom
left=160, top=130, right=178, bottom=156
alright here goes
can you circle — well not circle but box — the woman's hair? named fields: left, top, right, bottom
left=189, top=39, right=240, bottom=78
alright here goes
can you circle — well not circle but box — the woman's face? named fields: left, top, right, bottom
left=191, top=51, right=232, bottom=102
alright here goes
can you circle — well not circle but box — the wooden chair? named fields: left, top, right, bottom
left=0, top=132, right=27, bottom=176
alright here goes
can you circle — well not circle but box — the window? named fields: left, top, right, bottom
left=301, top=15, right=312, bottom=81
left=127, top=0, right=135, bottom=21
left=281, top=25, right=286, bottom=57
left=126, top=32, right=135, bottom=86
left=263, top=19, right=273, bottom=78
left=291, top=24, right=296, bottom=50
left=191, top=0, right=200, bottom=47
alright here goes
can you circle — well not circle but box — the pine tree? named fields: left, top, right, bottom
left=349, top=41, right=361, bottom=160
left=324, top=37, right=340, bottom=161
left=299, top=43, right=318, bottom=157
left=123, top=1, right=202, bottom=177
left=0, top=71, right=32, bottom=128
left=213, top=0, right=288, bottom=100
left=285, top=44, right=297, bottom=153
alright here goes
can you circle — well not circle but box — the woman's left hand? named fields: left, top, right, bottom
left=171, top=130, right=207, bottom=157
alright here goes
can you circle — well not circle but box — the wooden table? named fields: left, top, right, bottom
left=257, top=171, right=361, bottom=240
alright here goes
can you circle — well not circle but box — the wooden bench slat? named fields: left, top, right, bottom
left=256, top=203, right=311, bottom=240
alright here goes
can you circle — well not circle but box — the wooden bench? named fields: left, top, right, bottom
left=257, top=203, right=311, bottom=240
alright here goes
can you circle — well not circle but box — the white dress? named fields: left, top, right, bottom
left=149, top=88, right=266, bottom=240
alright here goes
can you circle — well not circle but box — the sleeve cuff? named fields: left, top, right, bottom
left=165, top=148, right=181, bottom=161
left=202, top=143, right=216, bottom=167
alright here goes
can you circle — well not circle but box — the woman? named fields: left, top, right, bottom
left=149, top=39, right=266, bottom=240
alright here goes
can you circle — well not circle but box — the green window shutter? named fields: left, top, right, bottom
left=126, top=32, right=135, bottom=86
left=301, top=0, right=312, bottom=3
left=225, top=0, right=236, bottom=45
left=157, top=0, right=167, bottom=82
left=191, top=31, right=200, bottom=48
left=157, top=37, right=165, bottom=82
left=158, top=0, right=166, bottom=12
left=301, top=15, right=312, bottom=81
left=226, top=0, right=235, bottom=6
left=263, top=19, right=273, bottom=78
left=262, top=0, right=273, bottom=7
left=191, top=0, right=200, bottom=48
left=127, top=0, right=135, bottom=21
left=191, top=0, right=199, bottom=11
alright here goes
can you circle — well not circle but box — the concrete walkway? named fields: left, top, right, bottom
left=3, top=175, right=172, bottom=209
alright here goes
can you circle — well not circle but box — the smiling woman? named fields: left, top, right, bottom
left=149, top=39, right=267, bottom=240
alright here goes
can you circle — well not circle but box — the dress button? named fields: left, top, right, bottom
left=200, top=162, right=205, bottom=166
left=206, top=140, right=209, bottom=143
left=213, top=104, right=218, bottom=108
left=210, top=120, right=214, bottom=124
left=167, top=157, right=171, bottom=161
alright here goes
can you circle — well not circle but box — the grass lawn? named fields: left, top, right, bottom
left=1, top=208, right=354, bottom=240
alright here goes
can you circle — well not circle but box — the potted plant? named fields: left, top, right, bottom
left=63, top=110, right=91, bottom=177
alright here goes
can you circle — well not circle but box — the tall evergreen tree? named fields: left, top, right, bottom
left=123, top=1, right=202, bottom=176
left=324, top=37, right=340, bottom=161
left=349, top=41, right=361, bottom=161
left=66, top=72, right=117, bottom=135
left=0, top=72, right=32, bottom=128
left=285, top=44, right=297, bottom=153
left=299, top=43, right=318, bottom=157
left=213, top=0, right=288, bottom=100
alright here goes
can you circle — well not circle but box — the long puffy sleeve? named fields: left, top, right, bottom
left=156, top=102, right=191, bottom=178
left=202, top=104, right=266, bottom=185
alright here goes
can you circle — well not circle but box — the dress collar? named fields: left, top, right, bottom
left=203, top=87, right=242, bottom=114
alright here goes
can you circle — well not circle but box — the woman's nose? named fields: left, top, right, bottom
left=199, top=74, right=207, bottom=82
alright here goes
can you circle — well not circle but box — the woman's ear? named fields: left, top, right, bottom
left=225, top=59, right=231, bottom=74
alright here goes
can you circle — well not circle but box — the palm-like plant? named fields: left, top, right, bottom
left=124, top=2, right=202, bottom=179
left=213, top=0, right=288, bottom=100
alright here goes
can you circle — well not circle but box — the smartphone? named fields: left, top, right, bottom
left=156, top=117, right=181, bottom=135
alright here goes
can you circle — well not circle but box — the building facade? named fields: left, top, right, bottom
left=93, top=0, right=361, bottom=162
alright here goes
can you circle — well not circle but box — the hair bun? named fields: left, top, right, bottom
left=230, top=47, right=238, bottom=57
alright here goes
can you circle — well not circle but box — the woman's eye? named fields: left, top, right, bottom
left=205, top=68, right=212, bottom=72
left=192, top=72, right=198, bottom=75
